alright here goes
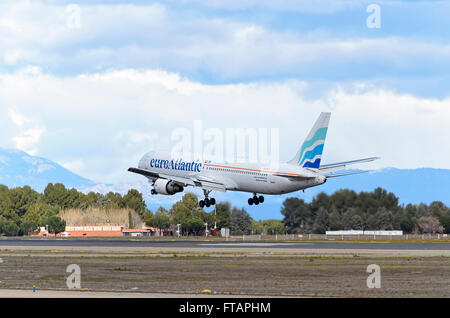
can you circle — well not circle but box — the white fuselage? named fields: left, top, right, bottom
left=138, top=151, right=326, bottom=195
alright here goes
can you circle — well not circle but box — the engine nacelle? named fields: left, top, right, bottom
left=153, top=178, right=184, bottom=195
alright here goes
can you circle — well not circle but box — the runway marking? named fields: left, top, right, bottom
left=200, top=242, right=314, bottom=247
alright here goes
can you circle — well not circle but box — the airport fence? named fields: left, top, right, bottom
left=228, top=233, right=449, bottom=241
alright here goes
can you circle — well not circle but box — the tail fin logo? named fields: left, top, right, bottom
left=297, top=127, right=328, bottom=168
left=287, top=112, right=330, bottom=169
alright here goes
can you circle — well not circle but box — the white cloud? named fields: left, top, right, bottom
left=0, top=68, right=449, bottom=184
left=7, top=108, right=45, bottom=155
left=170, top=0, right=364, bottom=13
left=1, top=1, right=450, bottom=82
left=11, top=128, right=44, bottom=155
left=60, top=160, right=85, bottom=175
left=8, top=108, right=31, bottom=126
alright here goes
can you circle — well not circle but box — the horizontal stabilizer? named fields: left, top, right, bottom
left=319, top=157, right=380, bottom=174
left=324, top=170, right=372, bottom=178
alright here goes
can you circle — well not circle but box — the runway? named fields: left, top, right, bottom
left=0, top=239, right=449, bottom=251
left=1, top=239, right=449, bottom=297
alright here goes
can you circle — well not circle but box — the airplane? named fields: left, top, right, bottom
left=128, top=112, right=379, bottom=208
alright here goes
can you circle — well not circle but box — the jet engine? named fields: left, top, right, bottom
left=153, top=178, right=184, bottom=195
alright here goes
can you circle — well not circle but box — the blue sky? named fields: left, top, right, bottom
left=2, top=1, right=450, bottom=87
left=1, top=1, right=450, bottom=204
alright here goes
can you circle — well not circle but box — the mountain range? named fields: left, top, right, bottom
left=0, top=147, right=449, bottom=220
left=0, top=148, right=95, bottom=192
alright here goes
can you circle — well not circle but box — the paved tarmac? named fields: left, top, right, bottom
left=0, top=239, right=449, bottom=250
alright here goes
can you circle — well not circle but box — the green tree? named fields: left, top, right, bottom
left=42, top=215, right=66, bottom=237
left=429, top=201, right=446, bottom=218
left=281, top=198, right=312, bottom=233
left=0, top=219, right=20, bottom=236
left=146, top=214, right=171, bottom=233
left=0, top=190, right=15, bottom=221
left=44, top=183, right=69, bottom=208
left=230, top=207, right=253, bottom=235
left=185, top=217, right=204, bottom=236
left=9, top=186, right=40, bottom=218
left=253, top=220, right=285, bottom=235
left=105, top=192, right=125, bottom=209
left=24, top=202, right=58, bottom=225
left=438, top=215, right=450, bottom=234
left=400, top=217, right=416, bottom=233
left=172, top=193, right=202, bottom=225
left=123, top=189, right=148, bottom=217
left=215, top=202, right=232, bottom=229
left=20, top=219, right=39, bottom=236
left=143, top=210, right=153, bottom=222
left=65, top=188, right=85, bottom=209
left=312, top=207, right=330, bottom=234
left=329, top=209, right=344, bottom=231
left=128, top=211, right=133, bottom=228
left=263, top=220, right=285, bottom=235
left=155, top=206, right=172, bottom=220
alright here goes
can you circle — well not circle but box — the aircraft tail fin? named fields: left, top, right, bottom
left=288, top=112, right=331, bottom=169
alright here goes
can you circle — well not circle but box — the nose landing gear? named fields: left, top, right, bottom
left=248, top=194, right=264, bottom=206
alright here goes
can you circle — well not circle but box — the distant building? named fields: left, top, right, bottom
left=121, top=229, right=151, bottom=237
left=325, top=230, right=403, bottom=236
left=32, top=222, right=175, bottom=237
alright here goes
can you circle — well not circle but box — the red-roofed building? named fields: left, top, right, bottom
left=32, top=223, right=174, bottom=237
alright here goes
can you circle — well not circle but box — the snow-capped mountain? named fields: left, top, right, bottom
left=0, top=148, right=95, bottom=192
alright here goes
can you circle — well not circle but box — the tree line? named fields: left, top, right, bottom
left=281, top=188, right=450, bottom=234
left=144, top=192, right=283, bottom=236
left=0, top=183, right=148, bottom=236
left=0, top=183, right=281, bottom=236
left=0, top=183, right=448, bottom=236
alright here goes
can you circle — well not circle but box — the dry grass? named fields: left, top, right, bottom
left=1, top=253, right=449, bottom=297
left=59, top=208, right=143, bottom=228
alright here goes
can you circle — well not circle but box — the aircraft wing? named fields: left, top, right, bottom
left=194, top=175, right=228, bottom=192
left=128, top=167, right=159, bottom=179
left=128, top=167, right=226, bottom=191
left=128, top=167, right=196, bottom=186
left=318, top=157, right=380, bottom=174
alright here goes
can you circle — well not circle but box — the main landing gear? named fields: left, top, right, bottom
left=199, top=190, right=216, bottom=208
left=248, top=194, right=264, bottom=206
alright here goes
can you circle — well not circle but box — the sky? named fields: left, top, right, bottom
left=1, top=0, right=450, bottom=190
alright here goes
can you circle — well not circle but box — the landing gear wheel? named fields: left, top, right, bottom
left=253, top=195, right=260, bottom=205
left=248, top=198, right=254, bottom=205
left=151, top=189, right=156, bottom=195
left=202, top=189, right=214, bottom=208
left=259, top=196, right=264, bottom=203
left=199, top=200, right=205, bottom=208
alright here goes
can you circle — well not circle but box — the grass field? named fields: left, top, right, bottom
left=0, top=248, right=449, bottom=297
